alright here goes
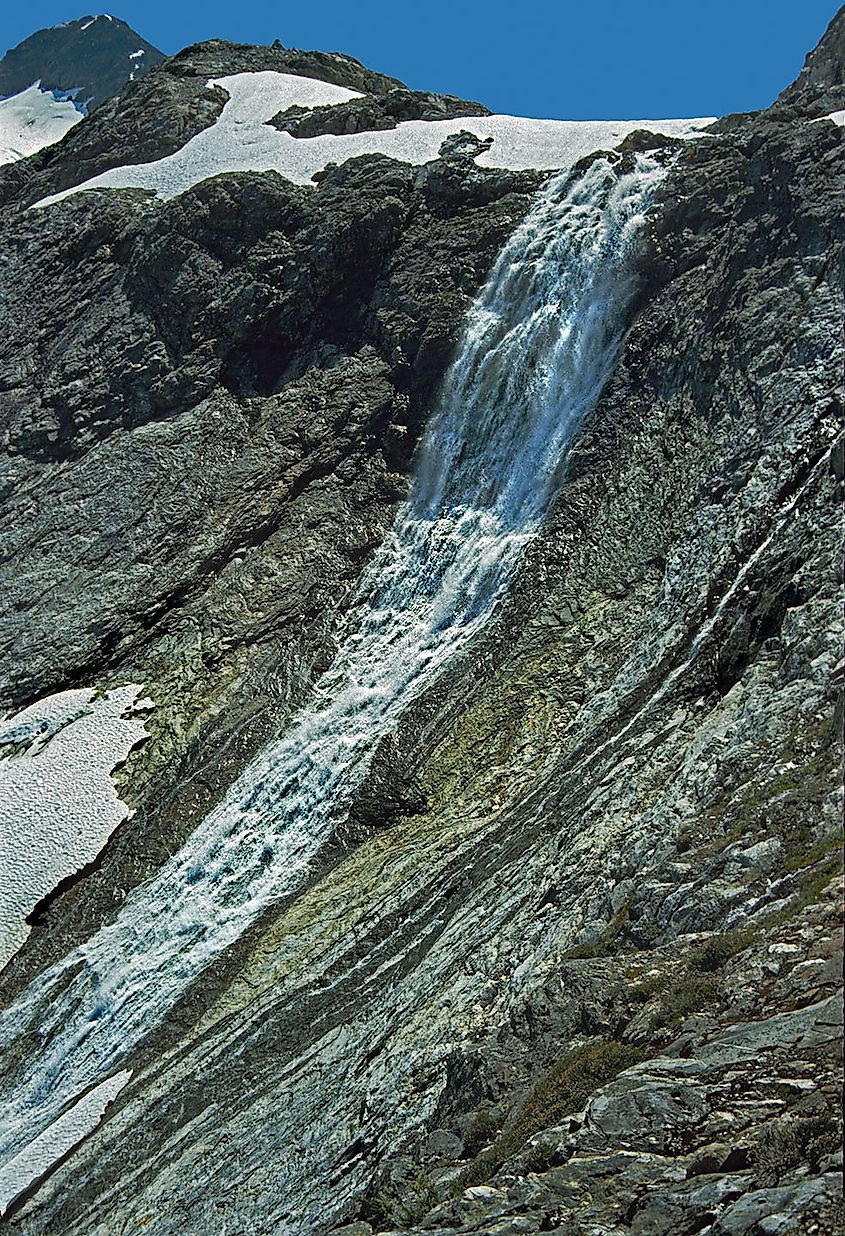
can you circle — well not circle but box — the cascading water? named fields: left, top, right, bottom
left=0, top=153, right=667, bottom=1192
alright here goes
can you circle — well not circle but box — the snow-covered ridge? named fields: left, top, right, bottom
left=32, top=69, right=713, bottom=208
left=0, top=83, right=84, bottom=166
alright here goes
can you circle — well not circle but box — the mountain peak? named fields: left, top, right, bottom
left=0, top=14, right=165, bottom=112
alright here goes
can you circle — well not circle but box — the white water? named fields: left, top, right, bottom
left=0, top=154, right=666, bottom=1194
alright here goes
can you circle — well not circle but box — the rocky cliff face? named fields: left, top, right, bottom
left=0, top=10, right=842, bottom=1236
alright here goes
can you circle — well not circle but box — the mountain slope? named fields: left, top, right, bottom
left=779, top=2, right=845, bottom=108
left=0, top=13, right=842, bottom=1236
left=0, top=15, right=164, bottom=110
left=0, top=14, right=164, bottom=166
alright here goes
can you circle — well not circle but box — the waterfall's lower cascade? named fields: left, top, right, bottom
left=0, top=154, right=666, bottom=1190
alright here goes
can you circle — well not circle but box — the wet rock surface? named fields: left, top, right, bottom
left=1, top=12, right=843, bottom=1236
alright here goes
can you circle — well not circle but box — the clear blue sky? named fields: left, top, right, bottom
left=1, top=1, right=839, bottom=119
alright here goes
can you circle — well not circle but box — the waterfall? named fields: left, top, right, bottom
left=0, top=153, right=666, bottom=1193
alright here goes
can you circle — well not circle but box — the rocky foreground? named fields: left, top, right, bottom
left=0, top=10, right=842, bottom=1236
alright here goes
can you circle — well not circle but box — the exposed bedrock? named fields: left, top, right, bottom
left=1, top=13, right=843, bottom=1236
left=271, top=88, right=490, bottom=139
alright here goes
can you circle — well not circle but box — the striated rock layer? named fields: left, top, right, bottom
left=0, top=9, right=843, bottom=1236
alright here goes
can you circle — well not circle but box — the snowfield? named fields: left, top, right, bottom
left=33, top=70, right=713, bottom=208
left=0, top=83, right=83, bottom=166
left=812, top=108, right=845, bottom=125
left=0, top=1071, right=131, bottom=1216
left=0, top=685, right=151, bottom=969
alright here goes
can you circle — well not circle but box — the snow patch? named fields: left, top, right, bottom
left=0, top=1070, right=131, bottom=1215
left=811, top=108, right=845, bottom=125
left=128, top=49, right=145, bottom=59
left=0, top=685, right=151, bottom=969
left=0, top=84, right=84, bottom=166
left=31, top=70, right=713, bottom=208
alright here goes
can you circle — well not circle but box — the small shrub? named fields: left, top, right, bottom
left=452, top=1151, right=498, bottom=1193
left=454, top=1039, right=643, bottom=1194
left=563, top=941, right=611, bottom=960
left=563, top=901, right=633, bottom=960
left=506, top=1041, right=643, bottom=1153
left=753, top=1122, right=805, bottom=1184
left=362, top=1164, right=439, bottom=1231
left=689, top=930, right=754, bottom=973
left=463, top=1110, right=499, bottom=1157
left=631, top=972, right=668, bottom=1002
left=676, top=824, right=695, bottom=853
left=521, top=1140, right=558, bottom=1174
left=803, top=1113, right=841, bottom=1166
left=752, top=1113, right=841, bottom=1186
left=796, top=855, right=843, bottom=908
left=650, top=975, right=718, bottom=1030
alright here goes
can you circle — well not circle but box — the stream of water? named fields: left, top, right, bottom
left=0, top=153, right=666, bottom=1194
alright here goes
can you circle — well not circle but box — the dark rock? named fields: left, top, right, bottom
left=271, top=86, right=490, bottom=138
left=0, top=15, right=164, bottom=112
left=778, top=4, right=845, bottom=108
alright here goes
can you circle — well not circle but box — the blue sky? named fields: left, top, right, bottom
left=1, top=1, right=839, bottom=119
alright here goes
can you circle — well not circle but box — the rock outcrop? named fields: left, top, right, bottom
left=0, top=14, right=842, bottom=1236
left=271, top=88, right=490, bottom=139
left=778, top=4, right=845, bottom=110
